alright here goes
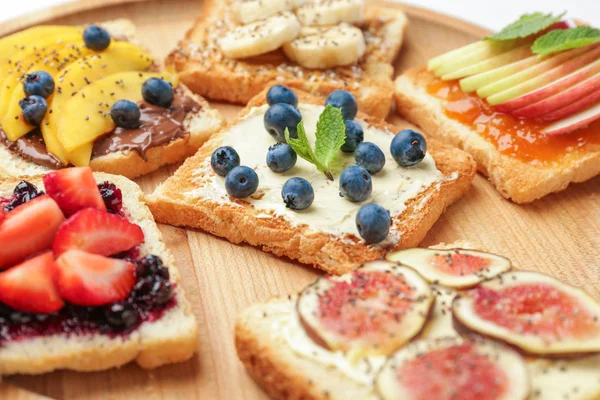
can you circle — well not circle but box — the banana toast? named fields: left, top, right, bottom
left=165, top=0, right=408, bottom=119
left=0, top=172, right=198, bottom=375
left=145, top=88, right=476, bottom=274
left=0, top=19, right=225, bottom=179
left=235, top=242, right=600, bottom=400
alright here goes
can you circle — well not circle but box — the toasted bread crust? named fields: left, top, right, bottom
left=0, top=20, right=226, bottom=180
left=165, top=1, right=408, bottom=119
left=394, top=68, right=600, bottom=203
left=146, top=89, right=476, bottom=275
left=0, top=173, right=198, bottom=375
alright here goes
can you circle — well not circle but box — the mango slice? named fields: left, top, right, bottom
left=59, top=71, right=179, bottom=166
left=0, top=38, right=90, bottom=126
left=39, top=41, right=154, bottom=164
left=0, top=26, right=82, bottom=78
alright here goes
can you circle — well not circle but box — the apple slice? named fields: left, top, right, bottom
left=539, top=89, right=600, bottom=122
left=442, top=44, right=532, bottom=81
left=541, top=102, right=600, bottom=136
left=487, top=44, right=600, bottom=107
left=460, top=54, right=540, bottom=93
left=510, top=71, right=600, bottom=119
left=428, top=41, right=489, bottom=71
left=432, top=40, right=520, bottom=78
left=477, top=44, right=599, bottom=98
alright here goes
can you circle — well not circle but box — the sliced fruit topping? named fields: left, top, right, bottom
left=386, top=248, right=512, bottom=289
left=219, top=12, right=301, bottom=59
left=452, top=271, right=600, bottom=356
left=43, top=166, right=106, bottom=216
left=234, top=0, right=294, bottom=24
left=297, top=261, right=434, bottom=358
left=375, top=336, right=530, bottom=400
left=53, top=208, right=144, bottom=257
left=39, top=41, right=154, bottom=165
left=0, top=195, right=65, bottom=270
left=54, top=249, right=136, bottom=306
left=541, top=102, right=600, bottom=136
left=296, top=0, right=364, bottom=26
left=56, top=72, right=178, bottom=166
left=0, top=252, right=64, bottom=313
left=283, top=24, right=366, bottom=69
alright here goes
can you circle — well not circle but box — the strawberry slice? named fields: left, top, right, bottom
left=0, top=196, right=65, bottom=270
left=53, top=208, right=144, bottom=257
left=54, top=249, right=136, bottom=306
left=0, top=252, right=64, bottom=313
left=43, top=167, right=106, bottom=216
left=0, top=208, right=5, bottom=224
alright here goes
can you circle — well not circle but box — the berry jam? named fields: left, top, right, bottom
left=2, top=180, right=44, bottom=212
left=0, top=253, right=175, bottom=345
left=98, top=181, right=123, bottom=214
left=423, top=73, right=600, bottom=165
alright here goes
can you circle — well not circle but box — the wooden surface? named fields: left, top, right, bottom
left=3, top=0, right=600, bottom=399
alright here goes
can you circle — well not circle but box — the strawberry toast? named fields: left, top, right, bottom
left=236, top=243, right=600, bottom=400
left=395, top=13, right=600, bottom=203
left=0, top=167, right=197, bottom=374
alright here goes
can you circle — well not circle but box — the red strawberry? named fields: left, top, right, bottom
left=0, top=252, right=64, bottom=313
left=43, top=167, right=106, bottom=216
left=0, top=208, right=5, bottom=224
left=54, top=249, right=136, bottom=306
left=53, top=208, right=144, bottom=257
left=0, top=196, right=65, bottom=270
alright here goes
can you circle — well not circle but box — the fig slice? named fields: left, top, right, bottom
left=452, top=271, right=600, bottom=357
left=386, top=247, right=511, bottom=289
left=297, top=261, right=434, bottom=359
left=375, top=336, right=530, bottom=400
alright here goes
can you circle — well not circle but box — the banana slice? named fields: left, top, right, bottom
left=283, top=23, right=366, bottom=69
left=219, top=12, right=301, bottom=59
left=234, top=0, right=294, bottom=24
left=296, top=0, right=364, bottom=26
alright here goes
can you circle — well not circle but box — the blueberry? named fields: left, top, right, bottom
left=281, top=177, right=314, bottom=211
left=341, top=120, right=364, bottom=153
left=104, top=302, right=138, bottom=330
left=266, top=143, right=297, bottom=173
left=356, top=204, right=391, bottom=244
left=354, top=142, right=385, bottom=174
left=339, top=165, right=372, bottom=203
left=142, top=78, right=174, bottom=108
left=83, top=25, right=111, bottom=51
left=267, top=85, right=298, bottom=107
left=136, top=255, right=164, bottom=278
left=225, top=166, right=259, bottom=198
left=110, top=99, right=141, bottom=129
left=211, top=146, right=241, bottom=176
left=391, top=129, right=427, bottom=167
left=23, top=71, right=54, bottom=98
left=326, top=90, right=358, bottom=120
left=19, top=95, right=47, bottom=126
left=264, top=103, right=302, bottom=142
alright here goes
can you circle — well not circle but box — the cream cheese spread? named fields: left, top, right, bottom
left=187, top=103, right=444, bottom=240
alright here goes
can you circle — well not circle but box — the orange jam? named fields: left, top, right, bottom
left=426, top=78, right=600, bottom=164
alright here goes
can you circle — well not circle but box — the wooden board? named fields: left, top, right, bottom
left=3, top=1, right=600, bottom=399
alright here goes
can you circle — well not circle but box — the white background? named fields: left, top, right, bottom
left=0, top=0, right=599, bottom=30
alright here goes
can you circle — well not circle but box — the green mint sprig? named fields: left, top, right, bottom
left=532, top=26, right=600, bottom=55
left=284, top=105, right=346, bottom=181
left=487, top=11, right=566, bottom=41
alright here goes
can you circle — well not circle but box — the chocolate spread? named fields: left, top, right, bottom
left=0, top=89, right=200, bottom=168
left=92, top=88, right=201, bottom=161
left=0, top=128, right=62, bottom=169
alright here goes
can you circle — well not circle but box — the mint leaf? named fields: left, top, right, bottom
left=314, top=105, right=346, bottom=179
left=487, top=12, right=566, bottom=41
left=285, top=122, right=315, bottom=165
left=532, top=26, right=600, bottom=55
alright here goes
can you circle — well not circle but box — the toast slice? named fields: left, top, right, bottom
left=0, top=173, right=198, bottom=375
left=0, top=19, right=226, bottom=179
left=145, top=88, right=476, bottom=275
left=235, top=242, right=600, bottom=400
left=394, top=68, right=600, bottom=203
left=165, top=0, right=408, bottom=119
